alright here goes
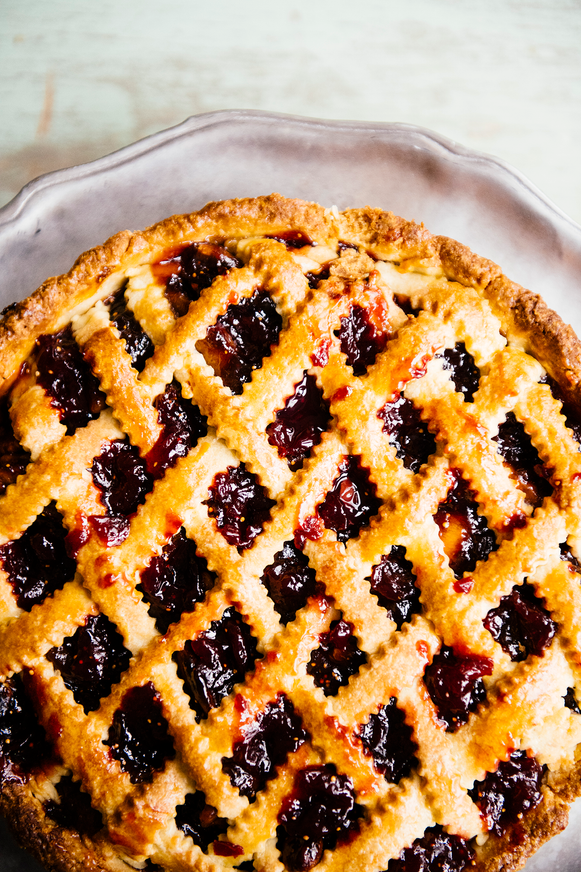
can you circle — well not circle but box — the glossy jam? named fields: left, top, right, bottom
left=277, top=764, right=361, bottom=871
left=47, top=613, right=131, bottom=713
left=0, top=396, right=30, bottom=495
left=337, top=304, right=389, bottom=376
left=483, top=581, right=557, bottom=661
left=369, top=546, right=421, bottom=629
left=395, top=295, right=422, bottom=318
left=175, top=790, right=229, bottom=852
left=469, top=750, right=543, bottom=836
left=106, top=287, right=154, bottom=371
left=261, top=541, right=319, bottom=624
left=91, top=439, right=152, bottom=545
left=204, top=464, right=275, bottom=551
left=222, top=694, right=308, bottom=800
left=0, top=673, right=52, bottom=783
left=0, top=503, right=76, bottom=610
left=387, top=825, right=474, bottom=872
left=146, top=382, right=207, bottom=479
left=543, top=374, right=581, bottom=446
left=307, top=618, right=366, bottom=696
left=137, top=528, right=215, bottom=633
left=105, top=682, right=175, bottom=784
left=437, top=343, right=480, bottom=401
left=174, top=608, right=260, bottom=720
left=318, top=455, right=381, bottom=543
left=494, top=412, right=553, bottom=507
left=44, top=774, right=103, bottom=836
left=306, top=265, right=331, bottom=289
left=424, top=646, right=493, bottom=731
left=434, top=471, right=497, bottom=578
left=36, top=327, right=106, bottom=432
left=199, top=289, right=282, bottom=394
left=267, top=231, right=314, bottom=248
left=163, top=242, right=242, bottom=318
left=564, top=687, right=581, bottom=714
left=266, top=372, right=330, bottom=470
left=358, top=698, right=418, bottom=783
left=560, top=541, right=581, bottom=573
left=378, top=393, right=437, bottom=473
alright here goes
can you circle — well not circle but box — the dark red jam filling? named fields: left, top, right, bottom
left=368, top=545, right=421, bottom=629
left=469, top=750, right=544, bottom=837
left=317, top=455, right=381, bottom=543
left=493, top=412, right=553, bottom=508
left=105, top=287, right=154, bottom=371
left=542, top=374, right=581, bottom=446
left=176, top=790, right=229, bottom=852
left=434, top=471, right=497, bottom=578
left=336, top=304, right=390, bottom=376
left=437, top=343, right=480, bottom=402
left=90, top=439, right=152, bottom=545
left=357, top=698, right=418, bottom=783
left=137, top=528, right=215, bottom=633
left=307, top=618, right=366, bottom=696
left=199, top=289, right=282, bottom=394
left=162, top=242, right=242, bottom=318
left=173, top=608, right=260, bottom=721
left=378, top=393, right=437, bottom=473
left=564, top=687, right=581, bottom=714
left=306, top=265, right=331, bottom=289
left=0, top=503, right=76, bottom=610
left=386, top=824, right=474, bottom=872
left=0, top=673, right=52, bottom=783
left=105, top=682, right=175, bottom=784
left=36, top=327, right=106, bottom=432
left=424, top=646, right=493, bottom=732
left=395, top=294, right=422, bottom=318
left=483, top=581, right=557, bottom=661
left=222, top=694, right=308, bottom=801
left=46, top=613, right=131, bottom=713
left=266, top=372, right=331, bottom=470
left=0, top=396, right=30, bottom=495
left=44, top=774, right=103, bottom=836
left=267, top=231, right=314, bottom=248
left=560, top=541, right=581, bottom=573
left=261, top=540, right=320, bottom=624
left=204, top=464, right=275, bottom=551
left=146, top=382, right=207, bottom=479
left=277, top=764, right=362, bottom=872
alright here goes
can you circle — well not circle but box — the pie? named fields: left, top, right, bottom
left=1, top=193, right=581, bottom=872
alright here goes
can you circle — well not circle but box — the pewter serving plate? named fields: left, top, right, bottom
left=1, top=110, right=581, bottom=872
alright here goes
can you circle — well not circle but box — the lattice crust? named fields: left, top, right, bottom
left=1, top=194, right=581, bottom=872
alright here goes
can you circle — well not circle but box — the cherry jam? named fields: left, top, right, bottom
left=175, top=790, right=229, bottom=852
left=543, top=374, right=581, bottom=446
left=106, top=287, right=154, bottom=372
left=105, top=682, right=175, bottom=784
left=267, top=231, right=314, bottom=248
left=307, top=618, right=366, bottom=696
left=437, top=343, right=480, bottom=402
left=494, top=412, right=553, bottom=508
left=469, top=750, right=544, bottom=836
left=434, top=471, right=497, bottom=578
left=483, top=581, right=557, bottom=661
left=266, top=372, right=330, bottom=470
left=378, top=393, right=437, bottom=473
left=222, top=694, right=308, bottom=800
left=44, top=774, right=103, bottom=836
left=387, top=825, right=474, bottom=872
left=358, top=698, right=418, bottom=783
left=174, top=608, right=260, bottom=721
left=0, top=673, right=52, bottom=783
left=337, top=304, right=390, bottom=376
left=369, top=546, right=421, bottom=629
left=163, top=242, right=242, bottom=318
left=204, top=464, right=275, bottom=551
left=318, top=455, right=381, bottom=543
left=0, top=396, right=30, bottom=495
left=90, top=439, right=152, bottom=545
left=47, top=613, right=131, bottom=713
left=564, top=687, right=581, bottom=714
left=261, top=541, right=319, bottom=624
left=424, top=647, right=493, bottom=732
left=146, top=382, right=207, bottom=480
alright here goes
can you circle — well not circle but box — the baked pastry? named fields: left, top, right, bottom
left=1, top=193, right=581, bottom=872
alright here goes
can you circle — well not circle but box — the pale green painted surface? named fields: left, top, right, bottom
left=1, top=0, right=581, bottom=218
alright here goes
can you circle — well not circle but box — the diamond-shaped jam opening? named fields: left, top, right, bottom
left=266, top=372, right=331, bottom=471
left=469, top=750, right=544, bottom=837
left=105, top=682, right=175, bottom=784
left=176, top=790, right=230, bottom=853
left=0, top=396, right=30, bottom=496
left=368, top=546, right=421, bottom=629
left=173, top=608, right=260, bottom=721
left=105, top=287, right=154, bottom=372
left=46, top=613, right=131, bottom=713
left=277, top=764, right=362, bottom=872
left=0, top=503, right=76, bottom=611
left=483, top=581, right=557, bottom=661
left=197, top=289, right=282, bottom=394
left=318, top=455, right=381, bottom=543
left=387, top=825, right=474, bottom=872
left=307, top=618, right=366, bottom=696
left=36, top=327, right=106, bottom=433
left=90, top=439, right=153, bottom=546
left=204, top=464, right=275, bottom=552
left=146, top=382, right=208, bottom=480
left=43, top=774, right=103, bottom=837
left=493, top=412, right=553, bottom=508
left=222, top=694, right=308, bottom=801
left=357, top=698, right=418, bottom=783
left=434, top=470, right=497, bottom=578
left=261, top=541, right=320, bottom=625
left=542, top=374, right=581, bottom=446
left=437, top=342, right=480, bottom=402
left=0, top=672, right=52, bottom=782
left=336, top=304, right=390, bottom=376
left=137, top=528, right=215, bottom=634
left=378, top=393, right=437, bottom=473
left=424, top=646, right=493, bottom=732
left=155, top=242, right=242, bottom=318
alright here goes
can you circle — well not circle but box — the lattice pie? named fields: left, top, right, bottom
left=2, top=194, right=581, bottom=872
